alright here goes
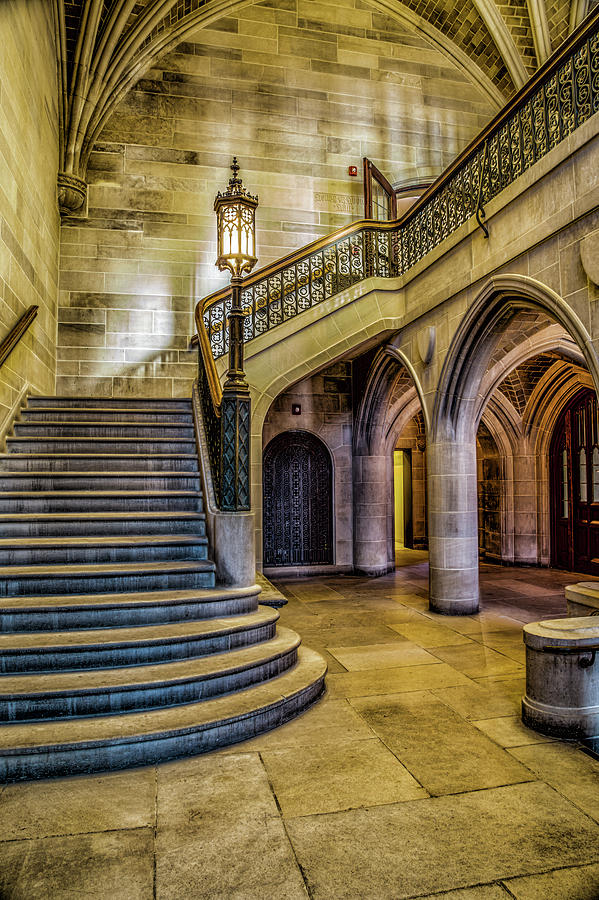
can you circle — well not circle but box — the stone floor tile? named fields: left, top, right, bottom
left=351, top=691, right=534, bottom=795
left=388, top=620, right=475, bottom=647
left=326, top=662, right=471, bottom=698
left=502, top=862, right=599, bottom=899
left=328, top=641, right=439, bottom=671
left=472, top=716, right=555, bottom=748
left=0, top=828, right=154, bottom=900
left=509, top=742, right=599, bottom=823
left=421, top=610, right=521, bottom=634
left=299, top=622, right=406, bottom=648
left=469, top=634, right=526, bottom=664
left=417, top=888, right=510, bottom=899
left=260, top=738, right=428, bottom=817
left=429, top=643, right=525, bottom=677
left=0, top=768, right=156, bottom=841
left=215, top=697, right=376, bottom=752
left=285, top=782, right=599, bottom=900
left=432, top=676, right=526, bottom=720
left=155, top=752, right=307, bottom=899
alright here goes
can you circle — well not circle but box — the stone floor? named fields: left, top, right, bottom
left=1, top=556, right=599, bottom=899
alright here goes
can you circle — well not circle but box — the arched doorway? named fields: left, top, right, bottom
left=551, top=388, right=599, bottom=574
left=263, top=431, right=333, bottom=568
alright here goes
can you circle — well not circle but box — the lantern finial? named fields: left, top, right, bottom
left=214, top=158, right=258, bottom=277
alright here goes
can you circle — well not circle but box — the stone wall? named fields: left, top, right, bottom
left=0, top=1, right=59, bottom=433
left=262, top=361, right=352, bottom=572
left=57, top=0, right=495, bottom=398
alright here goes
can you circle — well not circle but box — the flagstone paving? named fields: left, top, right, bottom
left=1, top=558, right=598, bottom=899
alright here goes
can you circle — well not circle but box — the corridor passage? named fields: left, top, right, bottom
left=1, top=561, right=599, bottom=898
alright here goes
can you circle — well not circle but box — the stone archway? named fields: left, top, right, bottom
left=428, top=274, right=599, bottom=614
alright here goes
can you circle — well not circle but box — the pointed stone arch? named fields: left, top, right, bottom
left=432, top=274, right=599, bottom=443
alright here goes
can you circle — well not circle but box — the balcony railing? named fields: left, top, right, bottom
left=195, top=8, right=599, bottom=510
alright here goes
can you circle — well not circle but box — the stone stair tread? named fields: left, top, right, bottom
left=0, top=584, right=261, bottom=610
left=0, top=511, right=204, bottom=520
left=0, top=454, right=198, bottom=459
left=0, top=607, right=278, bottom=652
left=0, top=471, right=195, bottom=477
left=0, top=490, right=201, bottom=498
left=18, top=419, right=192, bottom=426
left=8, top=437, right=194, bottom=443
left=0, top=646, right=325, bottom=753
left=0, top=534, right=208, bottom=549
left=0, top=560, right=215, bottom=579
left=24, top=407, right=191, bottom=414
left=0, top=628, right=299, bottom=697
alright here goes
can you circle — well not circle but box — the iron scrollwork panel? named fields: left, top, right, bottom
left=263, top=431, right=333, bottom=567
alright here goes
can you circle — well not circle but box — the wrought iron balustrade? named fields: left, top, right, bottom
left=195, top=8, right=599, bottom=510
left=196, top=9, right=599, bottom=362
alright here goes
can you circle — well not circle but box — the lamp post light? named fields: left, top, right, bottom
left=214, top=157, right=258, bottom=391
left=213, top=158, right=258, bottom=511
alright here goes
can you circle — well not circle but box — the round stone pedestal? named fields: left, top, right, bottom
left=522, top=617, right=599, bottom=738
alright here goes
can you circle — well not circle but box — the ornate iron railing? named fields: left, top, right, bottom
left=196, top=8, right=599, bottom=362
left=195, top=7, right=599, bottom=509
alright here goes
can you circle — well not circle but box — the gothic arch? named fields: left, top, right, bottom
left=354, top=345, right=427, bottom=456
left=432, top=274, right=599, bottom=442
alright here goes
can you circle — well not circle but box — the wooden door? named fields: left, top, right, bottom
left=363, top=158, right=397, bottom=221
left=551, top=389, right=599, bottom=574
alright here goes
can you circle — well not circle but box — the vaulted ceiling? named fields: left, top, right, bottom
left=53, top=0, right=596, bottom=210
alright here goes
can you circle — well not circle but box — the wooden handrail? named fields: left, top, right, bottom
left=0, top=306, right=38, bottom=368
left=195, top=304, right=222, bottom=411
left=197, top=4, right=599, bottom=321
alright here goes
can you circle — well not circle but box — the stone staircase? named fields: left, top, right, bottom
left=0, top=397, right=326, bottom=781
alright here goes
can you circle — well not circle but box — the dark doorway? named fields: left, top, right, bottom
left=263, top=431, right=333, bottom=567
left=551, top=388, right=599, bottom=574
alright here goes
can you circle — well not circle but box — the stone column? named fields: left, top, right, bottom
left=353, top=454, right=389, bottom=576
left=428, top=440, right=479, bottom=614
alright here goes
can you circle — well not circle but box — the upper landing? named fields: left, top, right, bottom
left=196, top=11, right=599, bottom=430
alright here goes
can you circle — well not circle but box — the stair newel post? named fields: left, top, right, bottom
left=221, top=275, right=251, bottom=512
left=213, top=158, right=258, bottom=514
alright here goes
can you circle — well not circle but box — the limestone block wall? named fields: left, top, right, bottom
left=262, top=361, right=352, bottom=572
left=56, top=0, right=495, bottom=398
left=0, top=1, right=59, bottom=430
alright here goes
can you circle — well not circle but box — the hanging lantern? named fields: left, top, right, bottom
left=214, top=158, right=258, bottom=278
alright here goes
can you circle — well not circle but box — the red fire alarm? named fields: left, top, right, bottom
left=348, top=165, right=358, bottom=176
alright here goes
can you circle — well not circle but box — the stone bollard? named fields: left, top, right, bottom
left=522, top=617, right=599, bottom=738
left=565, top=582, right=599, bottom=617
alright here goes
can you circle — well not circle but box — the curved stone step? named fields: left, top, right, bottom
left=21, top=409, right=194, bottom=423
left=0, top=510, right=206, bottom=537
left=0, top=628, right=301, bottom=720
left=0, top=646, right=326, bottom=781
left=0, top=534, right=209, bottom=566
left=6, top=437, right=197, bottom=454
left=27, top=397, right=192, bottom=411
left=14, top=422, right=195, bottom=439
left=0, top=559, right=216, bottom=596
left=0, top=472, right=201, bottom=491
left=0, top=453, right=200, bottom=472
left=0, top=585, right=261, bottom=631
left=0, top=490, right=203, bottom=513
left=0, top=607, right=279, bottom=672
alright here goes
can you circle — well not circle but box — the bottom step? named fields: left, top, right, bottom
left=0, top=647, right=326, bottom=781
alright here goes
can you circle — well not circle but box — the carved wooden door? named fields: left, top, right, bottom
left=263, top=431, right=333, bottom=567
left=551, top=389, right=599, bottom=574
